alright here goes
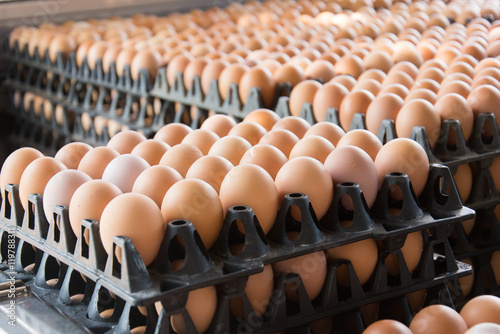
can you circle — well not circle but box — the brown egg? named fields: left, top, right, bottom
left=76, top=40, right=94, bottom=67
left=69, top=179, right=122, bottom=239
left=107, top=130, right=147, bottom=154
left=259, top=129, right=299, bottom=157
left=366, top=93, right=405, bottom=135
left=329, top=75, right=357, bottom=91
left=239, top=144, right=287, bottom=180
left=435, top=93, right=474, bottom=143
left=48, top=34, right=76, bottom=63
left=130, top=49, right=161, bottom=83
left=217, top=63, right=249, bottom=100
left=273, top=63, right=306, bottom=88
left=405, top=88, right=438, bottom=104
left=334, top=54, right=365, bottom=79
left=161, top=179, right=223, bottom=248
left=77, top=147, right=119, bottom=179
left=272, top=251, right=327, bottom=302
left=130, top=139, right=170, bottom=166
left=219, top=164, right=279, bottom=234
left=239, top=66, right=276, bottom=108
left=182, top=57, right=210, bottom=90
left=165, top=53, right=194, bottom=87
left=416, top=67, right=445, bottom=84
left=396, top=98, right=441, bottom=148
left=467, top=84, right=500, bottom=132
left=325, top=239, right=378, bottom=286
left=409, top=305, right=467, bottom=334
left=227, top=122, right=267, bottom=146
left=383, top=71, right=415, bottom=90
left=336, top=129, right=382, bottom=161
left=208, top=136, right=252, bottom=166
left=384, top=231, right=423, bottom=275
left=438, top=80, right=472, bottom=99
left=115, top=47, right=137, bottom=77
left=159, top=143, right=203, bottom=177
left=154, top=123, right=192, bottom=146
left=100, top=193, right=164, bottom=266
left=200, top=114, right=237, bottom=137
left=0, top=147, right=43, bottom=203
left=179, top=129, right=218, bottom=155
left=364, top=320, right=412, bottom=334
left=243, top=108, right=281, bottom=131
left=312, top=82, right=349, bottom=122
left=364, top=50, right=394, bottom=73
left=54, top=142, right=92, bottom=170
left=374, top=138, right=429, bottom=197
left=339, top=89, right=376, bottom=131
left=288, top=80, right=322, bottom=117
left=358, top=69, right=387, bottom=83
left=185, top=155, right=233, bottom=194
left=19, top=157, right=67, bottom=209
left=272, top=116, right=311, bottom=139
left=86, top=41, right=109, bottom=71
left=289, top=135, right=334, bottom=163
left=412, top=79, right=441, bottom=94
left=354, top=78, right=382, bottom=96
left=131, top=165, right=182, bottom=209
left=304, top=60, right=336, bottom=83
left=471, top=76, right=500, bottom=91
left=379, top=83, right=410, bottom=99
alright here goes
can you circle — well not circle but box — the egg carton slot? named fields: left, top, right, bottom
left=0, top=164, right=474, bottom=333
left=275, top=98, right=500, bottom=168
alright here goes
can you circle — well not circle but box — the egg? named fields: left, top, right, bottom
left=259, top=129, right=300, bottom=157
left=219, top=164, right=279, bottom=234
left=395, top=99, right=441, bottom=148
left=239, top=66, right=276, bottom=108
left=409, top=305, right=467, bottom=334
left=0, top=147, right=44, bottom=195
left=273, top=63, right=306, bottom=88
left=288, top=80, right=322, bottom=117
left=275, top=156, right=333, bottom=220
left=218, top=63, right=249, bottom=101
left=207, top=136, right=251, bottom=166
left=467, top=85, right=500, bottom=135
left=227, top=122, right=267, bottom=146
left=99, top=193, right=164, bottom=266
left=200, top=114, right=236, bottom=137
left=130, top=139, right=170, bottom=166
left=169, top=286, right=217, bottom=334
left=69, top=180, right=122, bottom=239
left=272, top=251, right=327, bottom=302
left=374, top=138, right=429, bottom=198
left=339, top=89, right=376, bottom=131
left=48, top=34, right=76, bottom=63
left=272, top=116, right=311, bottom=139
left=54, top=142, right=93, bottom=170
left=239, top=144, right=287, bottom=180
left=304, top=59, right=336, bottom=82
left=19, top=157, right=67, bottom=209
left=363, top=320, right=412, bottom=334
left=460, top=295, right=500, bottom=328
left=365, top=93, right=405, bottom=135
left=312, top=82, right=349, bottom=122
left=384, top=231, right=423, bottom=275
left=107, top=130, right=147, bottom=154
left=130, top=50, right=161, bottom=83
left=336, top=129, right=382, bottom=161
left=102, top=154, right=150, bottom=193
left=86, top=41, right=110, bottom=71
left=289, top=135, right=335, bottom=163
left=243, top=108, right=281, bottom=131
left=154, top=123, right=193, bottom=146
left=132, top=165, right=182, bottom=208
left=229, top=264, right=274, bottom=317
left=77, top=147, right=120, bottom=179
left=465, top=323, right=500, bottom=334
left=159, top=143, right=203, bottom=178
left=183, top=57, right=211, bottom=90
left=325, top=238, right=378, bottom=286
left=185, top=156, right=234, bottom=194
left=161, top=179, right=223, bottom=249
left=181, top=129, right=220, bottom=155
left=330, top=74, right=357, bottom=91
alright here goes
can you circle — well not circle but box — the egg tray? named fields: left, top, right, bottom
left=0, top=164, right=473, bottom=332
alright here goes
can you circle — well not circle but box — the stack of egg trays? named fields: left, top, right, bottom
left=0, top=163, right=474, bottom=334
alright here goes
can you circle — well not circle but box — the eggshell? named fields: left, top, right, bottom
left=259, top=129, right=300, bottom=157
left=181, top=129, right=220, bottom=155
left=330, top=74, right=357, bottom=91
left=99, top=193, right=164, bottom=266
left=19, top=157, right=67, bottom=209
left=102, top=44, right=122, bottom=73
left=218, top=63, right=249, bottom=100
left=201, top=59, right=228, bottom=94
left=272, top=116, right=311, bottom=139
left=170, top=286, right=217, bottom=334
left=55, top=142, right=93, bottom=170
left=467, top=85, right=500, bottom=133
left=395, top=99, right=441, bottom=148
left=312, top=82, right=349, bottom=122
left=374, top=138, right=429, bottom=198
left=438, top=80, right=472, bottom=99
left=384, top=231, right=423, bottom=275
left=243, top=108, right=281, bottom=131
left=48, top=34, right=76, bottom=62
left=324, top=145, right=379, bottom=209
left=69, top=179, right=122, bottom=238
left=200, top=114, right=237, bottom=137
left=115, top=47, right=137, bottom=77
left=77, top=147, right=120, bottom=179
left=130, top=139, right=170, bottom=166
left=465, top=323, right=500, bottom=334
left=208, top=136, right=252, bottom=166
left=154, top=123, right=193, bottom=146
left=339, top=89, right=376, bottom=131
left=130, top=50, right=161, bottom=83
left=86, top=41, right=109, bottom=70
left=336, top=129, right=382, bottom=161
left=230, top=264, right=274, bottom=317
left=273, top=63, right=306, bottom=88
left=334, top=54, right=365, bottom=78
left=228, top=122, right=267, bottom=146
left=107, top=130, right=147, bottom=154
left=102, top=154, right=150, bottom=193
left=183, top=57, right=211, bottom=90
left=272, top=251, right=327, bottom=302
left=305, top=59, right=336, bottom=82
left=275, top=156, right=333, bottom=220
left=219, top=164, right=279, bottom=234
left=0, top=147, right=44, bottom=194
left=239, top=66, right=276, bottom=108
left=460, top=295, right=500, bottom=328
left=159, top=143, right=203, bottom=177
left=185, top=155, right=234, bottom=193
left=161, top=179, right=223, bottom=249
left=365, top=93, right=404, bottom=135
left=409, top=305, right=467, bottom=334
left=289, top=135, right=335, bottom=163
left=304, top=124, right=344, bottom=148
left=435, top=93, right=474, bottom=144
left=239, top=144, right=287, bottom=180
left=132, top=165, right=182, bottom=208
left=363, top=320, right=412, bottom=334
left=325, top=238, right=378, bottom=286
